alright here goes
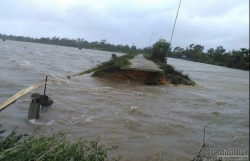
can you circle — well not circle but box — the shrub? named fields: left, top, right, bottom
left=0, top=125, right=121, bottom=161
left=111, top=53, right=117, bottom=59
left=159, top=63, right=196, bottom=86
left=78, top=54, right=135, bottom=76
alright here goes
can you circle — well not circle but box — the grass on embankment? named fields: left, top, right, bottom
left=159, top=63, right=196, bottom=86
left=0, top=125, right=121, bottom=161
left=143, top=53, right=196, bottom=86
left=78, top=53, right=136, bottom=76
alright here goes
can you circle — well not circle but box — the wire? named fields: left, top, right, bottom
left=166, top=0, right=182, bottom=59
left=148, top=30, right=154, bottom=48
left=170, top=0, right=182, bottom=45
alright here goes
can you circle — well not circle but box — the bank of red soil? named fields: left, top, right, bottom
left=93, top=69, right=168, bottom=85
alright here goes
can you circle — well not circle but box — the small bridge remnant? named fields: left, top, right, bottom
left=121, top=54, right=164, bottom=73
left=120, top=54, right=166, bottom=85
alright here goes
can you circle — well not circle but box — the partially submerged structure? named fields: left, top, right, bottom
left=94, top=54, right=167, bottom=85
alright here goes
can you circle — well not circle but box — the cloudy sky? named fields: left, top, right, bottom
left=0, top=0, right=249, bottom=51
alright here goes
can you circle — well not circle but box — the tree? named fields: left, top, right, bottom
left=213, top=46, right=226, bottom=62
left=172, top=46, right=184, bottom=58
left=150, top=39, right=170, bottom=63
left=100, top=39, right=107, bottom=44
left=207, top=48, right=215, bottom=58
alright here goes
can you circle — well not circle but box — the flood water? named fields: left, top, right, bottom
left=0, top=40, right=249, bottom=160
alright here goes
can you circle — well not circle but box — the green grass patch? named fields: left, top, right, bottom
left=159, top=63, right=196, bottom=86
left=143, top=53, right=152, bottom=60
left=0, top=126, right=122, bottom=161
left=78, top=53, right=136, bottom=76
left=77, top=66, right=102, bottom=75
left=144, top=50, right=196, bottom=86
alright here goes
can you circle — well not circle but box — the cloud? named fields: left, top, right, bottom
left=0, top=0, right=248, bottom=51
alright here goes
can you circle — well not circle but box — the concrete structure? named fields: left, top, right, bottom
left=121, top=54, right=164, bottom=73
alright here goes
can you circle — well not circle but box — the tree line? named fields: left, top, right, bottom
left=168, top=44, right=249, bottom=70
left=142, top=39, right=249, bottom=70
left=0, top=33, right=136, bottom=53
left=1, top=33, right=249, bottom=70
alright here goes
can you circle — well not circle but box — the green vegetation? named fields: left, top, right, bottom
left=143, top=52, right=151, bottom=60
left=169, top=44, right=249, bottom=70
left=159, top=63, right=196, bottom=86
left=145, top=39, right=196, bottom=86
left=78, top=53, right=136, bottom=76
left=0, top=126, right=121, bottom=161
left=1, top=33, right=248, bottom=70
left=149, top=39, right=171, bottom=64
left=78, top=66, right=103, bottom=76
left=144, top=42, right=249, bottom=71
left=0, top=33, right=136, bottom=54
left=76, top=39, right=195, bottom=86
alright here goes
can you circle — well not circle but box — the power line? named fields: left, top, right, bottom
left=169, top=0, right=182, bottom=45
left=166, top=0, right=182, bottom=61
left=148, top=30, right=154, bottom=47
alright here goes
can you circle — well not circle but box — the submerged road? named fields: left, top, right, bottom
left=122, top=54, right=164, bottom=73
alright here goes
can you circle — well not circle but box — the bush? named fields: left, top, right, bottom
left=78, top=54, right=135, bottom=76
left=159, top=63, right=196, bottom=86
left=150, top=39, right=170, bottom=63
left=0, top=125, right=121, bottom=161
left=143, top=53, right=151, bottom=60
left=111, top=53, right=117, bottom=59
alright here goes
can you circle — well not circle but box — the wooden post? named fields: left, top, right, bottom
left=28, top=93, right=41, bottom=120
left=42, top=76, right=48, bottom=110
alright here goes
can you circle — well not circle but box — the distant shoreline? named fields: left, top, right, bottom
left=1, top=33, right=248, bottom=71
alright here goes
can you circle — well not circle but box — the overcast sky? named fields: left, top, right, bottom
left=0, top=0, right=249, bottom=51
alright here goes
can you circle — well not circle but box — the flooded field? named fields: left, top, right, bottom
left=0, top=40, right=249, bottom=160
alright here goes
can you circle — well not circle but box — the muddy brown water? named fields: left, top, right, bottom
left=0, top=40, right=249, bottom=160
